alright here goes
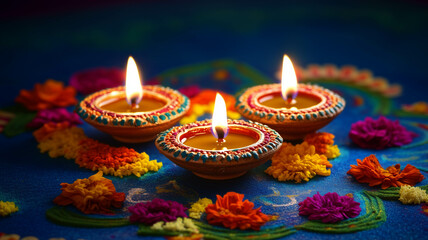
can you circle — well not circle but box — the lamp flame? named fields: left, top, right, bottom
left=211, top=93, right=229, bottom=140
left=281, top=54, right=298, bottom=103
left=125, top=56, right=143, bottom=107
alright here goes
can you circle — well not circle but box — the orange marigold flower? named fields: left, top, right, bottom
left=347, top=154, right=424, bottom=189
left=304, top=132, right=335, bottom=154
left=15, top=79, right=77, bottom=110
left=75, top=138, right=163, bottom=177
left=186, top=90, right=236, bottom=116
left=33, top=122, right=71, bottom=142
left=205, top=192, right=271, bottom=231
left=53, top=171, right=125, bottom=214
left=76, top=138, right=137, bottom=169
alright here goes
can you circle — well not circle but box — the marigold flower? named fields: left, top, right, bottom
left=15, top=79, right=77, bottom=110
left=0, top=201, right=19, bottom=217
left=37, top=126, right=86, bottom=159
left=69, top=67, right=125, bottom=95
left=188, top=198, right=213, bottom=219
left=347, top=154, right=424, bottom=189
left=265, top=142, right=332, bottom=183
left=76, top=138, right=162, bottom=178
left=183, top=90, right=240, bottom=121
left=151, top=217, right=198, bottom=233
left=205, top=192, right=271, bottom=230
left=349, top=116, right=416, bottom=149
left=33, top=122, right=71, bottom=142
left=128, top=198, right=187, bottom=225
left=53, top=171, right=125, bottom=214
left=304, top=132, right=334, bottom=154
left=298, top=192, right=361, bottom=223
left=398, top=185, right=428, bottom=204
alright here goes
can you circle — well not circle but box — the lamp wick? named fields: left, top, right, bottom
left=130, top=97, right=139, bottom=110
left=215, top=126, right=225, bottom=142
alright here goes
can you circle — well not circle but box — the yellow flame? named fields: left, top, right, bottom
left=125, top=56, right=143, bottom=106
left=281, top=54, right=298, bottom=102
left=211, top=93, right=228, bottom=139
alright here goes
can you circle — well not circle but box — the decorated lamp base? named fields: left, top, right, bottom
left=155, top=119, right=282, bottom=180
left=76, top=86, right=189, bottom=143
left=236, top=84, right=345, bottom=141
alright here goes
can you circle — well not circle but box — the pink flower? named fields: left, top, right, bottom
left=178, top=85, right=201, bottom=98
left=27, top=108, right=81, bottom=129
left=349, top=116, right=416, bottom=149
left=298, top=192, right=361, bottom=223
left=70, top=68, right=125, bottom=95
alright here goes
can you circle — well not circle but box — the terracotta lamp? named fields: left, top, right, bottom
left=236, top=55, right=345, bottom=140
left=156, top=93, right=282, bottom=180
left=77, top=57, right=189, bottom=143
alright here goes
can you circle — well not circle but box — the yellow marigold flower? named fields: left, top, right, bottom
left=227, top=111, right=241, bottom=120
left=180, top=115, right=198, bottom=125
left=37, top=127, right=86, bottom=159
left=0, top=201, right=18, bottom=217
left=188, top=198, right=213, bottom=219
left=324, top=145, right=341, bottom=159
left=399, top=185, right=428, bottom=204
left=111, top=153, right=163, bottom=178
left=151, top=217, right=198, bottom=233
left=265, top=142, right=332, bottom=183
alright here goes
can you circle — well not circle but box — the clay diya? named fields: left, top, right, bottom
left=236, top=55, right=345, bottom=141
left=155, top=93, right=282, bottom=180
left=76, top=57, right=189, bottom=143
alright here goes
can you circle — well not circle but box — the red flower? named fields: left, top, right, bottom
left=347, top=154, right=424, bottom=189
left=15, top=79, right=77, bottom=111
left=205, top=192, right=271, bottom=230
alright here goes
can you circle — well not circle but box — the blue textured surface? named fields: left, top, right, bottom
left=1, top=1, right=428, bottom=239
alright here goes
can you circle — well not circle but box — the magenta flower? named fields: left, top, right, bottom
left=349, top=116, right=416, bottom=150
left=27, top=108, right=82, bottom=129
left=70, top=67, right=125, bottom=95
left=128, top=198, right=187, bottom=225
left=178, top=85, right=201, bottom=98
left=298, top=192, right=361, bottom=223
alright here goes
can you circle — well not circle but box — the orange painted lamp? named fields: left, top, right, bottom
left=76, top=57, right=189, bottom=143
left=236, top=55, right=345, bottom=141
left=156, top=93, right=282, bottom=180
